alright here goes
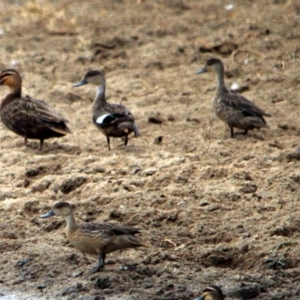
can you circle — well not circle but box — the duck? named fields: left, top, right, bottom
left=41, top=201, right=147, bottom=273
left=73, top=70, right=140, bottom=150
left=195, top=285, right=225, bottom=300
left=0, top=69, right=71, bottom=150
left=196, top=58, right=271, bottom=138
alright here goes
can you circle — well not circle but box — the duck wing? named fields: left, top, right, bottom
left=95, top=113, right=134, bottom=128
left=25, top=97, right=67, bottom=122
left=223, top=93, right=271, bottom=118
left=102, top=103, right=133, bottom=116
left=80, top=222, right=141, bottom=236
left=22, top=96, right=71, bottom=133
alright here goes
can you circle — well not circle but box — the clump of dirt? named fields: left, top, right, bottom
left=0, top=0, right=300, bottom=299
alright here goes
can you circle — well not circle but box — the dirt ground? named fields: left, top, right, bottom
left=0, top=0, right=300, bottom=299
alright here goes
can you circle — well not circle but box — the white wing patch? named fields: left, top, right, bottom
left=96, top=114, right=112, bottom=124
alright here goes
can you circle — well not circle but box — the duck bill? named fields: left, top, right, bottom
left=196, top=68, right=207, bottom=75
left=40, top=210, right=55, bottom=218
left=73, top=79, right=88, bottom=87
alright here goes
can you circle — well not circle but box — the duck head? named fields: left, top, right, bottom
left=73, top=70, right=105, bottom=87
left=195, top=285, right=224, bottom=300
left=0, top=69, right=22, bottom=92
left=196, top=58, right=224, bottom=75
left=41, top=201, right=73, bottom=218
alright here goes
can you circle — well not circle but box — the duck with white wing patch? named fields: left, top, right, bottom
left=73, top=70, right=140, bottom=150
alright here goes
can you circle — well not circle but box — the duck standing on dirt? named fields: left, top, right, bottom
left=196, top=58, right=271, bottom=138
left=195, top=285, right=224, bottom=300
left=41, top=201, right=147, bottom=273
left=0, top=69, right=71, bottom=150
left=73, top=70, right=140, bottom=150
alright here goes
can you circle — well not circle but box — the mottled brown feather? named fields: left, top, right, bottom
left=41, top=202, right=147, bottom=271
left=197, top=58, right=271, bottom=137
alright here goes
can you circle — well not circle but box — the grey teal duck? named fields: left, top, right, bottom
left=195, top=285, right=224, bottom=300
left=41, top=201, right=147, bottom=273
left=196, top=58, right=271, bottom=138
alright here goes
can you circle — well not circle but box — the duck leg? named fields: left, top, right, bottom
left=243, top=129, right=248, bottom=135
left=24, top=137, right=28, bottom=147
left=230, top=127, right=234, bottom=138
left=90, top=253, right=106, bottom=274
left=39, top=139, right=44, bottom=151
left=124, top=135, right=128, bottom=146
left=106, top=137, right=111, bottom=151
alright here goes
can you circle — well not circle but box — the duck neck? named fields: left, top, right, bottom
left=65, top=213, right=77, bottom=231
left=215, top=68, right=229, bottom=96
left=92, top=84, right=107, bottom=112
left=1, top=87, right=22, bottom=108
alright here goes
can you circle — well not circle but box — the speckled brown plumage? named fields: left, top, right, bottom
left=0, top=69, right=71, bottom=150
left=41, top=201, right=147, bottom=273
left=196, top=58, right=271, bottom=138
left=195, top=285, right=224, bottom=300
left=73, top=70, right=140, bottom=150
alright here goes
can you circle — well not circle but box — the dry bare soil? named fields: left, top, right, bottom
left=0, top=0, right=300, bottom=299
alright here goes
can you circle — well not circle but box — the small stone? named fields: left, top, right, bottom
left=154, top=136, right=163, bottom=144
left=71, top=270, right=83, bottom=278
left=31, top=179, right=51, bottom=193
left=25, top=168, right=41, bottom=177
left=37, top=284, right=46, bottom=290
left=141, top=168, right=158, bottom=176
left=227, top=283, right=261, bottom=299
left=143, top=282, right=153, bottom=289
left=239, top=183, right=257, bottom=194
left=16, top=257, right=33, bottom=268
left=130, top=168, right=141, bottom=175
left=94, top=276, right=111, bottom=289
left=62, top=283, right=84, bottom=296
left=148, top=116, right=164, bottom=124
left=109, top=210, right=122, bottom=219
left=60, top=176, right=87, bottom=194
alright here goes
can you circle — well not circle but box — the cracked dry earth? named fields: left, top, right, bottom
left=0, top=0, right=300, bottom=299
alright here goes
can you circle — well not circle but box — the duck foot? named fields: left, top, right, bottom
left=88, top=265, right=103, bottom=274
left=88, top=253, right=106, bottom=274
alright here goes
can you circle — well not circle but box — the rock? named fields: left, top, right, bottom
left=60, top=176, right=87, bottom=194
left=16, top=256, right=33, bottom=268
left=30, top=178, right=51, bottom=193
left=43, top=219, right=64, bottom=232
left=94, top=276, right=111, bottom=289
left=109, top=210, right=122, bottom=219
left=141, top=168, right=158, bottom=176
left=71, top=270, right=83, bottom=278
left=227, top=283, right=262, bottom=299
left=24, top=200, right=40, bottom=213
left=148, top=116, right=165, bottom=124
left=143, top=281, right=153, bottom=289
left=62, top=283, right=84, bottom=296
left=25, top=167, right=42, bottom=177
left=154, top=136, right=163, bottom=144
left=37, top=284, right=46, bottom=290
left=239, top=183, right=257, bottom=194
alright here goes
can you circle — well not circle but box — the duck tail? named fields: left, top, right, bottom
left=50, top=124, right=72, bottom=135
left=132, top=123, right=141, bottom=137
